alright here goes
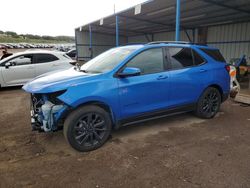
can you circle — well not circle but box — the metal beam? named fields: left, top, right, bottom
left=81, top=29, right=127, bottom=38
left=91, top=24, right=152, bottom=36
left=119, top=15, right=174, bottom=28
left=74, top=29, right=78, bottom=61
left=119, top=14, right=191, bottom=31
left=151, top=34, right=154, bottom=41
left=199, top=0, right=250, bottom=15
left=116, top=16, right=119, bottom=46
left=192, top=29, right=195, bottom=43
left=175, top=0, right=181, bottom=41
left=89, top=25, right=92, bottom=49
left=184, top=30, right=192, bottom=42
left=145, top=34, right=151, bottom=42
left=88, top=25, right=93, bottom=58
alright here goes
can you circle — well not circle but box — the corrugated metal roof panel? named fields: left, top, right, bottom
left=77, top=0, right=250, bottom=36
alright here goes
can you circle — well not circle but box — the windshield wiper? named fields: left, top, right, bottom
left=80, top=69, right=103, bottom=74
left=80, top=69, right=89, bottom=73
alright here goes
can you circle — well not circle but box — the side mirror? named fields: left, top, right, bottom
left=117, top=67, right=141, bottom=78
left=5, top=62, right=11, bottom=69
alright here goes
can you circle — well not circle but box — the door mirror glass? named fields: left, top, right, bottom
left=118, top=67, right=141, bottom=77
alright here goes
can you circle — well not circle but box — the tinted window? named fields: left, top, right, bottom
left=126, top=48, right=164, bottom=75
left=67, top=50, right=76, bottom=58
left=200, top=48, right=225, bottom=62
left=35, top=54, right=58, bottom=63
left=192, top=50, right=204, bottom=65
left=168, top=47, right=194, bottom=69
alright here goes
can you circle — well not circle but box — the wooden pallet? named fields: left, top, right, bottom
left=234, top=93, right=250, bottom=105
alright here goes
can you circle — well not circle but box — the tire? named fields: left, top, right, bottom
left=63, top=105, right=112, bottom=152
left=195, top=87, right=221, bottom=119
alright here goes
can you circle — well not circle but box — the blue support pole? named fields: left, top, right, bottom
left=116, top=15, right=119, bottom=46
left=175, top=0, right=181, bottom=41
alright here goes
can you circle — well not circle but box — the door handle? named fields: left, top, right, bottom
left=199, top=69, right=207, bottom=73
left=52, top=64, right=59, bottom=66
left=157, top=75, right=168, bottom=80
left=27, top=66, right=35, bottom=69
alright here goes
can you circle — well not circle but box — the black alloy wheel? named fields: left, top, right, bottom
left=196, top=87, right=221, bottom=119
left=74, top=113, right=107, bottom=146
left=64, top=105, right=112, bottom=152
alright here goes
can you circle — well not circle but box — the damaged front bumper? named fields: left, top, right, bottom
left=30, top=92, right=68, bottom=132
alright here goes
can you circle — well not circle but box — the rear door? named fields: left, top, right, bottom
left=33, top=53, right=60, bottom=76
left=117, top=47, right=170, bottom=119
left=1, top=54, right=35, bottom=86
left=166, top=46, right=211, bottom=107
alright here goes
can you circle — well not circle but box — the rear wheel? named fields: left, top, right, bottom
left=196, top=87, right=221, bottom=119
left=63, top=105, right=112, bottom=152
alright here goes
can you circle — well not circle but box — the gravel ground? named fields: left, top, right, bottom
left=0, top=87, right=250, bottom=188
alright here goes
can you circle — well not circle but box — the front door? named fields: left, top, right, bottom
left=1, top=54, right=35, bottom=86
left=117, top=47, right=169, bottom=119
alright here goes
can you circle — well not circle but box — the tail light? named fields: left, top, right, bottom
left=225, top=65, right=230, bottom=73
left=230, top=69, right=236, bottom=77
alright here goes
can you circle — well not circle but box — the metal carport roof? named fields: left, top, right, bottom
left=76, top=0, right=250, bottom=38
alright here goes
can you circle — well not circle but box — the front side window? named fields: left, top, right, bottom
left=35, top=54, right=58, bottom=64
left=8, top=55, right=32, bottom=66
left=168, top=47, right=194, bottom=69
left=125, top=48, right=164, bottom=75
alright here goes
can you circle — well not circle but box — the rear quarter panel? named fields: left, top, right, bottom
left=195, top=47, right=230, bottom=95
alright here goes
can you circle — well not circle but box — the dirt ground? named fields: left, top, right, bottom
left=0, top=88, right=250, bottom=188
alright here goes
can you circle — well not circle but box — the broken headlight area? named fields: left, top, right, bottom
left=31, top=90, right=68, bottom=132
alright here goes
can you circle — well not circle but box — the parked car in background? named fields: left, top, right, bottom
left=0, top=44, right=5, bottom=49
left=66, top=49, right=76, bottom=60
left=23, top=42, right=230, bottom=152
left=0, top=50, right=74, bottom=87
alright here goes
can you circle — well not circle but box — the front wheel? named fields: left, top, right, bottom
left=63, top=105, right=112, bottom=152
left=196, top=87, right=221, bottom=119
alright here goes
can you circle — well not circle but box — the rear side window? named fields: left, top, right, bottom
left=168, top=47, right=194, bottom=69
left=67, top=50, right=76, bottom=58
left=192, top=50, right=205, bottom=65
left=200, top=48, right=225, bottom=62
left=35, top=54, right=59, bottom=63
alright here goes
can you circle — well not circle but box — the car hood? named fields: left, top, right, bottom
left=22, top=68, right=101, bottom=93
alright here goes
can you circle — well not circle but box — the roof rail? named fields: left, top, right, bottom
left=147, top=41, right=207, bottom=46
left=122, top=42, right=146, bottom=46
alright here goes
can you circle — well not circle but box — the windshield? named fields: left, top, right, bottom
left=80, top=46, right=140, bottom=73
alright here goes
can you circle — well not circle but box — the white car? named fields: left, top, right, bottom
left=0, top=50, right=74, bottom=87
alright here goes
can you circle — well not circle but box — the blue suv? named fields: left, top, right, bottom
left=23, top=42, right=230, bottom=152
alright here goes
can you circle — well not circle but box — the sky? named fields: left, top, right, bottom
left=0, top=0, right=147, bottom=37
